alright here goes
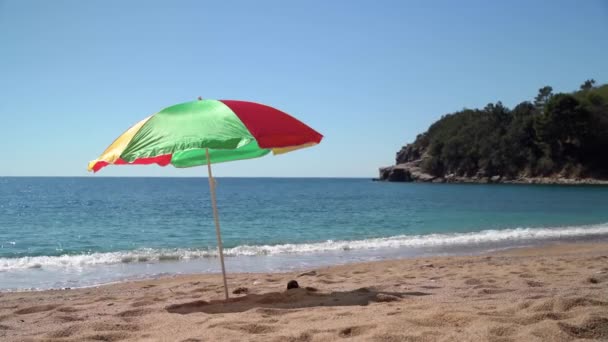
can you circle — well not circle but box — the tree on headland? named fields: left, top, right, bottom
left=534, top=86, right=553, bottom=109
left=580, top=79, right=596, bottom=91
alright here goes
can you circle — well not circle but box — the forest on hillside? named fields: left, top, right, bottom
left=395, top=80, right=608, bottom=179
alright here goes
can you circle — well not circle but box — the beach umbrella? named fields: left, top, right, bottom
left=88, top=98, right=323, bottom=299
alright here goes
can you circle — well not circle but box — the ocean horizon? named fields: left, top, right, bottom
left=2, top=177, right=608, bottom=291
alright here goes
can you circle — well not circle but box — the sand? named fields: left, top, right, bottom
left=1, top=242, right=607, bottom=342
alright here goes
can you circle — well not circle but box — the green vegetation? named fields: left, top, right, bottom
left=397, top=80, right=608, bottom=179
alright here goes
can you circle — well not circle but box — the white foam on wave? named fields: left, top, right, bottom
left=0, top=248, right=216, bottom=271
left=1, top=223, right=607, bottom=271
left=226, top=223, right=608, bottom=255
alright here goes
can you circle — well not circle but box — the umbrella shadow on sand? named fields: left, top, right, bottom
left=166, top=287, right=431, bottom=315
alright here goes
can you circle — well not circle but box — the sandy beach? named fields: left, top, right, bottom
left=1, top=242, right=607, bottom=342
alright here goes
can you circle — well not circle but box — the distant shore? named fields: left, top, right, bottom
left=378, top=164, right=608, bottom=185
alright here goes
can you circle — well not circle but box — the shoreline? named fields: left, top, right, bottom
left=376, top=177, right=608, bottom=185
left=1, top=239, right=604, bottom=293
left=1, top=241, right=607, bottom=341
left=3, top=227, right=608, bottom=292
left=378, top=164, right=608, bottom=185
left=0, top=240, right=600, bottom=294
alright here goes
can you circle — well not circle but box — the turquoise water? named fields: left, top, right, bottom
left=1, top=177, right=608, bottom=290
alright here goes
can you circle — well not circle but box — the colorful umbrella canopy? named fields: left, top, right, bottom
left=88, top=99, right=323, bottom=299
left=88, top=99, right=323, bottom=172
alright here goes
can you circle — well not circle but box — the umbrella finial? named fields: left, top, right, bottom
left=197, top=96, right=203, bottom=101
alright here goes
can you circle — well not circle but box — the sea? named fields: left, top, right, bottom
left=1, top=177, right=608, bottom=291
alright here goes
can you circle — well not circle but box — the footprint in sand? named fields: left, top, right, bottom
left=259, top=318, right=280, bottom=325
left=464, top=278, right=482, bottom=286
left=518, top=273, right=535, bottom=279
left=373, top=333, right=439, bottom=341
left=478, top=288, right=516, bottom=295
left=14, top=304, right=60, bottom=315
left=85, top=332, right=131, bottom=341
left=386, top=307, right=405, bottom=315
left=115, top=308, right=154, bottom=318
left=517, top=301, right=533, bottom=310
left=0, top=305, right=18, bottom=310
left=53, top=315, right=85, bottom=323
left=373, top=294, right=401, bottom=302
left=216, top=322, right=279, bottom=334
left=166, top=300, right=209, bottom=315
left=265, top=278, right=280, bottom=283
left=338, top=324, right=377, bottom=338
left=558, top=297, right=608, bottom=311
left=526, top=296, right=607, bottom=315
left=47, top=324, right=83, bottom=338
left=131, top=297, right=163, bottom=307
left=275, top=332, right=312, bottom=341
left=558, top=316, right=608, bottom=339
left=525, top=295, right=546, bottom=300
left=91, top=322, right=140, bottom=332
left=254, top=308, right=294, bottom=316
left=401, top=291, right=432, bottom=297
left=487, top=324, right=517, bottom=339
left=491, top=312, right=570, bottom=326
left=525, top=280, right=545, bottom=288
left=419, top=285, right=442, bottom=289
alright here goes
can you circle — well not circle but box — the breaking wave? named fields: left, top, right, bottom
left=2, top=223, right=607, bottom=271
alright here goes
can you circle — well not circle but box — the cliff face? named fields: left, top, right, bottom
left=378, top=83, right=608, bottom=185
left=395, top=144, right=423, bottom=165
left=379, top=144, right=435, bottom=182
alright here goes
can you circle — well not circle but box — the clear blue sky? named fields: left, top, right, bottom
left=1, top=0, right=607, bottom=177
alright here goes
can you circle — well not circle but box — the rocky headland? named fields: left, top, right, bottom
left=378, top=81, right=608, bottom=185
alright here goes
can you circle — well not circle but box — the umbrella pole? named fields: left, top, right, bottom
left=205, top=148, right=229, bottom=300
